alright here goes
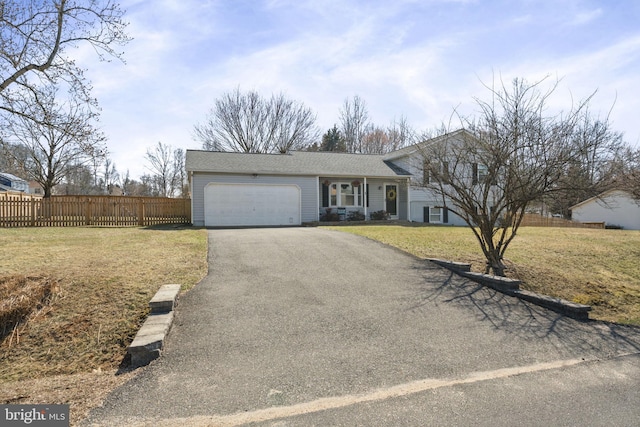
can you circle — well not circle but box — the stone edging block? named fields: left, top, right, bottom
left=426, top=258, right=472, bottom=272
left=457, top=271, right=521, bottom=293
left=427, top=259, right=591, bottom=320
left=149, top=284, right=181, bottom=314
left=128, top=285, right=181, bottom=368
left=514, top=289, right=591, bottom=320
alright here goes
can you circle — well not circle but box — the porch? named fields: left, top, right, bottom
left=318, top=177, right=410, bottom=221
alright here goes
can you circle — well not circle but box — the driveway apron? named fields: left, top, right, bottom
left=83, top=228, right=640, bottom=426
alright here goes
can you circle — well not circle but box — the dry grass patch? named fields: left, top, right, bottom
left=327, top=225, right=640, bottom=325
left=0, top=275, right=58, bottom=344
left=0, top=225, right=207, bottom=424
left=0, top=369, right=136, bottom=426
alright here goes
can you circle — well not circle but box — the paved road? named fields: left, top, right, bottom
left=83, top=228, right=640, bottom=426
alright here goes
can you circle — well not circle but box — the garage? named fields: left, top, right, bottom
left=204, top=183, right=301, bottom=227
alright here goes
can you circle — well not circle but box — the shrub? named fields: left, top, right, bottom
left=605, top=224, right=623, bottom=229
left=320, top=208, right=340, bottom=222
left=370, top=210, right=390, bottom=220
left=347, top=211, right=365, bottom=221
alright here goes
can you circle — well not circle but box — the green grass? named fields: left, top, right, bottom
left=0, top=226, right=208, bottom=381
left=326, top=225, right=640, bottom=325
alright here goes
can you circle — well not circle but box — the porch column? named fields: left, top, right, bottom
left=363, top=177, right=368, bottom=220
left=406, top=178, right=411, bottom=222
left=316, top=176, right=320, bottom=221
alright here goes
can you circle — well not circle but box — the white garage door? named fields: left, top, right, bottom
left=204, top=183, right=301, bottom=227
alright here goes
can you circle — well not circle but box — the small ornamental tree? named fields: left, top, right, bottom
left=421, top=77, right=618, bottom=276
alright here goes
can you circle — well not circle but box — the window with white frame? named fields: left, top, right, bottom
left=472, top=163, right=489, bottom=184
left=330, top=183, right=362, bottom=207
left=477, top=164, right=488, bottom=183
left=429, top=207, right=442, bottom=223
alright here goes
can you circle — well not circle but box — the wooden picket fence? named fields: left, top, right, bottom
left=520, top=213, right=604, bottom=229
left=0, top=193, right=191, bottom=227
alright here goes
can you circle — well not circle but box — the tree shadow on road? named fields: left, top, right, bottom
left=407, top=261, right=640, bottom=359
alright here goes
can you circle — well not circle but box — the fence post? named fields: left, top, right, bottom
left=138, top=198, right=144, bottom=226
left=31, top=196, right=37, bottom=226
left=85, top=198, right=91, bottom=225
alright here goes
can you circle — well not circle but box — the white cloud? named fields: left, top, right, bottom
left=569, top=8, right=603, bottom=26
left=69, top=0, right=640, bottom=179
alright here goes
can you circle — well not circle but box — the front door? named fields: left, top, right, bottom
left=385, top=184, right=398, bottom=218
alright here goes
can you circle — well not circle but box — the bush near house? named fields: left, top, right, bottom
left=320, top=208, right=340, bottom=222
left=370, top=210, right=390, bottom=220
left=347, top=211, right=365, bottom=221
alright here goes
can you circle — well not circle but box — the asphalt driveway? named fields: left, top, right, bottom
left=84, top=228, right=640, bottom=426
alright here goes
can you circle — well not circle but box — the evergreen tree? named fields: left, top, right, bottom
left=319, top=125, right=346, bottom=152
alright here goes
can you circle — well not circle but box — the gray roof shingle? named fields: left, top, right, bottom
left=186, top=150, right=411, bottom=178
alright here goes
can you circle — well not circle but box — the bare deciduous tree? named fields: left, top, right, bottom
left=339, top=95, right=370, bottom=153
left=339, top=97, right=415, bottom=154
left=543, top=108, right=626, bottom=217
left=172, top=148, right=189, bottom=198
left=361, top=125, right=389, bottom=154
left=614, top=146, right=640, bottom=201
left=387, top=116, right=415, bottom=152
left=194, top=89, right=319, bottom=154
left=421, top=77, right=612, bottom=276
left=103, top=157, right=119, bottom=194
left=359, top=117, right=416, bottom=154
left=144, top=142, right=186, bottom=197
left=0, top=0, right=129, bottom=114
left=0, top=0, right=128, bottom=195
left=0, top=84, right=106, bottom=197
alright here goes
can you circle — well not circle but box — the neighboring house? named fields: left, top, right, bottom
left=0, top=172, right=29, bottom=193
left=571, top=190, right=640, bottom=230
left=186, top=129, right=479, bottom=227
left=29, top=181, right=44, bottom=195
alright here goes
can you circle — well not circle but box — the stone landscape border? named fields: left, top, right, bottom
left=427, top=258, right=592, bottom=320
left=127, top=284, right=181, bottom=368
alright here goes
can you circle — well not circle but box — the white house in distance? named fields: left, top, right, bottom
left=186, top=130, right=480, bottom=227
left=571, top=190, right=640, bottom=230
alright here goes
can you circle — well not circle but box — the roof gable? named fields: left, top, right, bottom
left=383, top=129, right=478, bottom=161
left=570, top=189, right=636, bottom=210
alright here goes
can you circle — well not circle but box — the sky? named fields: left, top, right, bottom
left=80, top=0, right=640, bottom=179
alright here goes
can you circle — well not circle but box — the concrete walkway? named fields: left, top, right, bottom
left=83, top=228, right=640, bottom=426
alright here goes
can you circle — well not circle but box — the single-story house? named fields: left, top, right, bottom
left=186, top=130, right=473, bottom=227
left=0, top=172, right=29, bottom=193
left=571, top=190, right=640, bottom=230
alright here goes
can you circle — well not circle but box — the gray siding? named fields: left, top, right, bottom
left=409, top=187, right=466, bottom=225
left=367, top=179, right=386, bottom=215
left=389, top=156, right=424, bottom=186
left=399, top=184, right=408, bottom=220
left=191, top=173, right=318, bottom=226
left=367, top=179, right=408, bottom=220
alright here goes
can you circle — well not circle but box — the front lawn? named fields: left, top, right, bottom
left=0, top=226, right=207, bottom=424
left=326, top=225, right=640, bottom=325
